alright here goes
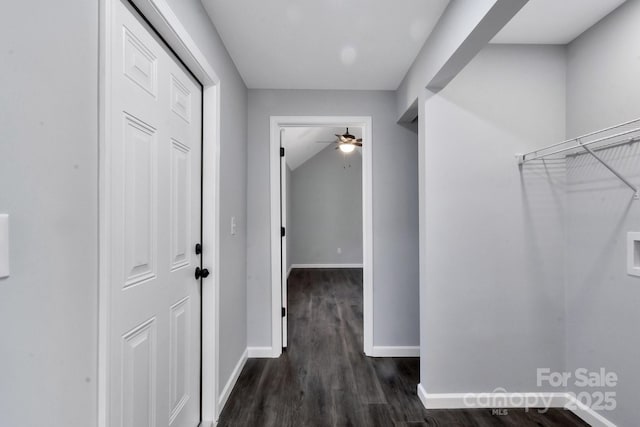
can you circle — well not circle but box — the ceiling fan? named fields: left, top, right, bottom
left=325, top=128, right=363, bottom=153
left=314, top=127, right=363, bottom=153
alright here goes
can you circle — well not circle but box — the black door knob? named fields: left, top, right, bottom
left=195, top=267, right=210, bottom=280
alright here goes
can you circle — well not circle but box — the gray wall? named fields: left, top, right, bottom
left=247, top=90, right=419, bottom=348
left=286, top=164, right=293, bottom=272
left=565, top=1, right=640, bottom=424
left=0, top=2, right=99, bottom=426
left=0, top=1, right=247, bottom=425
left=289, top=145, right=363, bottom=265
left=421, top=45, right=567, bottom=393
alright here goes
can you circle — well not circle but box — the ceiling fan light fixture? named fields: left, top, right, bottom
left=339, top=143, right=356, bottom=153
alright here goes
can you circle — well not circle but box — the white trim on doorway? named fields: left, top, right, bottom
left=98, top=0, right=221, bottom=425
left=269, top=116, right=374, bottom=358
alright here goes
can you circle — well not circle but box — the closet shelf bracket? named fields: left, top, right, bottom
left=577, top=139, right=640, bottom=200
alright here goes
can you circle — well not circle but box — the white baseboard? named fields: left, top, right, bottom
left=290, top=263, right=363, bottom=269
left=217, top=349, right=247, bottom=414
left=198, top=422, right=214, bottom=427
left=370, top=346, right=419, bottom=357
left=417, top=387, right=567, bottom=410
left=416, top=385, right=617, bottom=427
left=417, top=383, right=428, bottom=409
left=247, top=346, right=276, bottom=358
left=566, top=393, right=617, bottom=427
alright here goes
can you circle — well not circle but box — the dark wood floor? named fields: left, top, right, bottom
left=218, top=269, right=588, bottom=426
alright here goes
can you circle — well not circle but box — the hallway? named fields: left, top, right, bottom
left=217, top=269, right=587, bottom=426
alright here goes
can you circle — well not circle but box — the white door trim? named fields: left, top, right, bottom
left=98, top=0, right=221, bottom=425
left=269, top=116, right=374, bottom=357
left=280, top=129, right=288, bottom=348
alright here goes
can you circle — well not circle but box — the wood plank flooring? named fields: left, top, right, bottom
left=217, top=269, right=589, bottom=427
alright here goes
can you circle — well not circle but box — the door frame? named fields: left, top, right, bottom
left=98, top=1, right=221, bottom=426
left=279, top=129, right=288, bottom=348
left=269, top=116, right=374, bottom=357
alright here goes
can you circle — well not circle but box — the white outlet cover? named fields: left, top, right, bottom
left=627, top=232, right=640, bottom=277
left=0, top=214, right=9, bottom=278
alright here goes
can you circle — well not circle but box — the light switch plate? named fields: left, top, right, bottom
left=627, top=232, right=640, bottom=277
left=0, top=214, right=9, bottom=278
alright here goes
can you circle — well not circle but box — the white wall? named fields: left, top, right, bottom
left=0, top=2, right=99, bottom=426
left=0, top=1, right=248, bottom=425
left=163, top=0, right=249, bottom=399
left=565, top=1, right=640, bottom=424
left=290, top=145, right=363, bottom=266
left=421, top=45, right=566, bottom=393
left=247, top=90, right=419, bottom=349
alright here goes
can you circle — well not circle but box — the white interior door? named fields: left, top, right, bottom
left=108, top=1, right=203, bottom=426
left=280, top=129, right=288, bottom=349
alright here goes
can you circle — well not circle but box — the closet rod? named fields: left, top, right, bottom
left=572, top=134, right=640, bottom=156
left=519, top=116, right=640, bottom=159
left=518, top=126, right=640, bottom=164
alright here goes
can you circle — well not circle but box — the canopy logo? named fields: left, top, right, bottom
left=463, top=368, right=618, bottom=415
left=537, top=368, right=617, bottom=412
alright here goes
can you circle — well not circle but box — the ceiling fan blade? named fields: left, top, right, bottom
left=354, top=142, right=363, bottom=147
left=356, top=138, right=363, bottom=142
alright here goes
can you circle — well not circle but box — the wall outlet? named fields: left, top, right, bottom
left=627, top=232, right=640, bottom=277
left=337, top=247, right=342, bottom=254
left=230, top=216, right=237, bottom=236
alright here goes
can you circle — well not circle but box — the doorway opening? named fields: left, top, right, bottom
left=281, top=126, right=364, bottom=347
left=269, top=116, right=373, bottom=357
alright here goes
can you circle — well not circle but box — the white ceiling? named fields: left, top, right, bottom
left=492, top=0, right=626, bottom=44
left=200, top=0, right=626, bottom=90
left=201, top=0, right=450, bottom=90
left=283, top=127, right=362, bottom=170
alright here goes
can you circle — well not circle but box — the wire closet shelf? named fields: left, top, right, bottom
left=516, top=117, right=640, bottom=200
